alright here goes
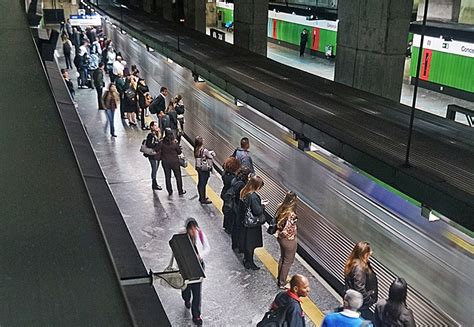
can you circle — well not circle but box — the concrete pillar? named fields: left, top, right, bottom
left=163, top=0, right=173, bottom=21
left=335, top=0, right=413, bottom=102
left=184, top=0, right=206, bottom=33
left=417, top=0, right=461, bottom=22
left=459, top=0, right=474, bottom=23
left=206, top=0, right=217, bottom=28
left=233, top=0, right=268, bottom=56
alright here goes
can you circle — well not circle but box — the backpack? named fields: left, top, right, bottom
left=149, top=97, right=159, bottom=114
left=257, top=305, right=289, bottom=327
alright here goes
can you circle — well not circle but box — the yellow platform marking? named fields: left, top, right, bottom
left=184, top=162, right=325, bottom=325
left=445, top=231, right=474, bottom=254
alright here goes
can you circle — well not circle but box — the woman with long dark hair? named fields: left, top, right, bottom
left=230, top=167, right=251, bottom=251
left=194, top=136, right=215, bottom=204
left=275, top=191, right=298, bottom=289
left=221, top=157, right=241, bottom=233
left=161, top=128, right=185, bottom=196
left=239, top=176, right=266, bottom=270
left=144, top=121, right=162, bottom=190
left=344, top=241, right=379, bottom=320
left=374, top=277, right=416, bottom=326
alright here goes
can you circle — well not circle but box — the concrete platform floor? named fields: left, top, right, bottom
left=206, top=27, right=474, bottom=125
left=62, top=57, right=341, bottom=325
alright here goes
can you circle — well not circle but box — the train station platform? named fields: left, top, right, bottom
left=207, top=27, right=474, bottom=125
left=62, top=56, right=340, bottom=326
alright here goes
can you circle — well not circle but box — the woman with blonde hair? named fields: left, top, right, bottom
left=102, top=83, right=120, bottom=137
left=239, top=176, right=266, bottom=270
left=275, top=191, right=298, bottom=289
left=344, top=241, right=379, bottom=320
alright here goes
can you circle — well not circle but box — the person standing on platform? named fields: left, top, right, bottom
left=321, top=289, right=366, bottom=327
left=61, top=69, right=75, bottom=99
left=267, top=274, right=310, bottom=327
left=239, top=175, right=266, bottom=270
left=114, top=72, right=127, bottom=119
left=149, top=86, right=168, bottom=127
left=344, top=241, right=379, bottom=320
left=174, top=94, right=185, bottom=144
left=161, top=128, right=186, bottom=196
left=182, top=218, right=209, bottom=326
left=112, top=56, right=126, bottom=83
left=221, top=157, right=241, bottom=234
left=92, top=62, right=105, bottom=110
left=72, top=27, right=81, bottom=53
left=233, top=137, right=255, bottom=175
left=65, top=18, right=73, bottom=40
left=230, top=167, right=251, bottom=251
left=166, top=101, right=179, bottom=138
left=124, top=76, right=139, bottom=126
left=275, top=191, right=298, bottom=289
left=194, top=136, right=216, bottom=205
left=145, top=121, right=163, bottom=190
left=300, top=28, right=308, bottom=57
left=137, top=78, right=150, bottom=130
left=374, top=277, right=416, bottom=327
left=102, top=83, right=120, bottom=137
left=106, top=46, right=116, bottom=80
left=62, top=36, right=73, bottom=69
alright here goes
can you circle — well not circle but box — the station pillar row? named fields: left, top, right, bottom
left=233, top=0, right=269, bottom=56
left=335, top=0, right=412, bottom=102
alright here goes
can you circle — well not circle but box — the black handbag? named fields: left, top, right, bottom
left=243, top=196, right=266, bottom=228
left=267, top=215, right=278, bottom=235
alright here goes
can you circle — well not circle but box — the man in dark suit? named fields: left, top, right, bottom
left=149, top=86, right=168, bottom=128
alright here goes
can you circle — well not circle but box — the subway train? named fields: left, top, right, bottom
left=103, top=22, right=473, bottom=326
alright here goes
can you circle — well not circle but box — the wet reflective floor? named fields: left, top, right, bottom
left=61, top=55, right=340, bottom=325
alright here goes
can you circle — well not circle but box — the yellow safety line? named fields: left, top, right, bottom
left=445, top=231, right=474, bottom=254
left=184, top=162, right=325, bottom=325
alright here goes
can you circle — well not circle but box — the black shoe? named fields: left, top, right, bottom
left=168, top=191, right=173, bottom=196
left=200, top=199, right=212, bottom=204
left=249, top=262, right=260, bottom=270
left=184, top=301, right=191, bottom=309
left=192, top=317, right=203, bottom=326
left=244, top=260, right=251, bottom=269
left=152, top=184, right=162, bottom=190
left=179, top=190, right=186, bottom=196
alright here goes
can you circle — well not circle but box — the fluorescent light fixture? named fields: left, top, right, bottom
left=121, top=30, right=127, bottom=34
left=167, top=58, right=174, bottom=64
left=132, top=37, right=137, bottom=41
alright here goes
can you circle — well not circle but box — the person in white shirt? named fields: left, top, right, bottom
left=112, top=56, right=126, bottom=80
left=181, top=218, right=209, bottom=326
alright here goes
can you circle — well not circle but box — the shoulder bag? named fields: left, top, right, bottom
left=195, top=149, right=213, bottom=172
left=139, top=139, right=157, bottom=156
left=243, top=195, right=266, bottom=228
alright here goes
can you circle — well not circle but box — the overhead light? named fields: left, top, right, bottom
left=167, top=58, right=174, bottom=63
left=132, top=37, right=137, bottom=41
left=121, top=30, right=127, bottom=34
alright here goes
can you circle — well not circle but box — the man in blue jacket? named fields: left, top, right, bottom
left=321, top=289, right=371, bottom=327
left=271, top=274, right=310, bottom=327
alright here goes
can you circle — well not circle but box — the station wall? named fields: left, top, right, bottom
left=411, top=35, right=474, bottom=96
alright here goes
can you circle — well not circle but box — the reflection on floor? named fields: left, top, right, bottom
left=206, top=27, right=473, bottom=125
left=61, top=56, right=340, bottom=325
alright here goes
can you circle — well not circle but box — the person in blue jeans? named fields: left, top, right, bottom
left=102, top=83, right=120, bottom=137
left=321, top=289, right=372, bottom=327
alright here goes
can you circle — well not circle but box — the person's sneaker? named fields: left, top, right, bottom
left=192, top=317, right=203, bottom=326
left=200, top=199, right=212, bottom=204
left=184, top=301, right=191, bottom=309
left=111, top=134, right=117, bottom=137
left=179, top=190, right=187, bottom=196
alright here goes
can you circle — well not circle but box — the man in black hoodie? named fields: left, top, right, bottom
left=270, top=274, right=310, bottom=327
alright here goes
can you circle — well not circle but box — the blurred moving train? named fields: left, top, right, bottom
left=104, top=22, right=474, bottom=326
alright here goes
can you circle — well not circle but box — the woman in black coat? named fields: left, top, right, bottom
left=221, top=157, right=241, bottom=234
left=144, top=121, right=162, bottom=190
left=239, top=175, right=266, bottom=270
left=124, top=76, right=138, bottom=126
left=374, top=277, right=416, bottom=327
left=160, top=128, right=185, bottom=196
left=229, top=167, right=251, bottom=251
left=344, top=241, right=379, bottom=320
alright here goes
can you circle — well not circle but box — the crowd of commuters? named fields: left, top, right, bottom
left=62, top=22, right=417, bottom=327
